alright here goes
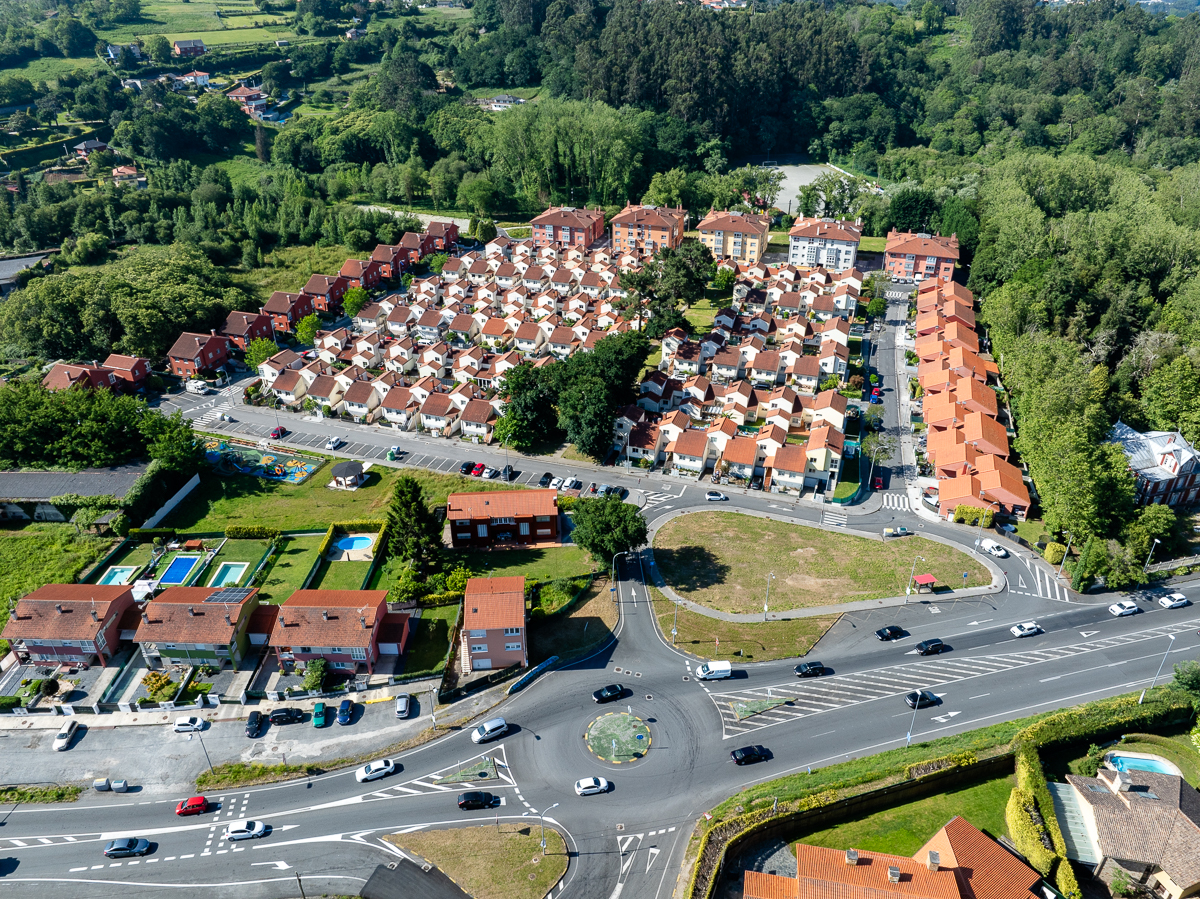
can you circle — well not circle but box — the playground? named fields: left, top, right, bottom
left=203, top=439, right=320, bottom=484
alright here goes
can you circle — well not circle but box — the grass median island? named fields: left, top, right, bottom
left=653, top=511, right=989, bottom=614
left=0, top=784, right=84, bottom=804
left=651, top=587, right=836, bottom=662
left=383, top=824, right=567, bottom=899
left=196, top=761, right=318, bottom=791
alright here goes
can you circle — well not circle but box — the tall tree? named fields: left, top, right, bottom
left=385, top=475, right=442, bottom=569
left=570, top=496, right=648, bottom=561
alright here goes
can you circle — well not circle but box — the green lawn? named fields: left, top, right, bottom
left=832, top=454, right=863, bottom=500
left=232, top=244, right=357, bottom=302
left=449, top=545, right=595, bottom=581
left=859, top=236, right=887, bottom=253
left=529, top=577, right=617, bottom=663
left=309, top=559, right=372, bottom=591
left=255, top=535, right=324, bottom=604
left=792, top=773, right=1014, bottom=856
left=685, top=288, right=728, bottom=331
left=561, top=445, right=597, bottom=464
left=204, top=537, right=274, bottom=586
left=403, top=603, right=459, bottom=675
left=653, top=511, right=989, bottom=614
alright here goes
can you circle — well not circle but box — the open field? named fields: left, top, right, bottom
left=859, top=236, right=887, bottom=252
left=652, top=512, right=989, bottom=613
left=529, top=576, right=617, bottom=663
left=449, top=545, right=595, bottom=582
left=402, top=603, right=458, bottom=675
left=232, top=244, right=356, bottom=301
left=255, top=535, right=324, bottom=603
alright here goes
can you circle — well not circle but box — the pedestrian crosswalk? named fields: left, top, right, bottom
left=195, top=403, right=231, bottom=426
left=881, top=493, right=910, bottom=511
left=822, top=510, right=848, bottom=528
left=1011, top=556, right=1070, bottom=601
left=642, top=492, right=681, bottom=509
left=708, top=616, right=1200, bottom=737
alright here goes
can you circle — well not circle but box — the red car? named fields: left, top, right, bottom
left=471, top=462, right=486, bottom=477
left=270, top=426, right=287, bottom=439
left=871, top=387, right=882, bottom=397
left=175, top=796, right=209, bottom=816
left=873, top=476, right=884, bottom=490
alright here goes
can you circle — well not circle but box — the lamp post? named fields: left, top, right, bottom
left=611, top=551, right=631, bottom=602
left=1141, top=633, right=1177, bottom=704
left=906, top=691, right=920, bottom=747
left=191, top=727, right=214, bottom=775
left=764, top=572, right=774, bottom=621
left=1057, top=532, right=1072, bottom=578
left=1143, top=538, right=1161, bottom=574
left=672, top=599, right=680, bottom=645
left=973, top=493, right=1000, bottom=553
left=523, top=803, right=560, bottom=855
left=905, top=556, right=925, bottom=603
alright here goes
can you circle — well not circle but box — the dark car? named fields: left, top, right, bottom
left=915, top=638, right=946, bottom=656
left=245, top=710, right=263, bottom=738
left=794, top=662, right=825, bottom=678
left=539, top=472, right=554, bottom=487
left=103, top=838, right=151, bottom=858
left=457, top=791, right=495, bottom=810
left=730, top=746, right=768, bottom=766
left=459, top=461, right=475, bottom=475
left=501, top=464, right=514, bottom=482
left=904, top=690, right=939, bottom=709
left=875, top=625, right=904, bottom=641
left=268, top=707, right=303, bottom=725
left=592, top=684, right=623, bottom=703
left=337, top=699, right=354, bottom=725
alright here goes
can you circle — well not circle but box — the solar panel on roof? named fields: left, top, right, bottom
left=204, top=587, right=254, bottom=604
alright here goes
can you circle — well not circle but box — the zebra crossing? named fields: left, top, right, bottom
left=822, top=509, right=848, bottom=528
left=363, top=751, right=514, bottom=800
left=880, top=493, right=910, bottom=511
left=195, top=402, right=232, bottom=426
left=708, top=615, right=1200, bottom=737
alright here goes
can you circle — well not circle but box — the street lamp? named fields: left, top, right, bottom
left=906, top=691, right=921, bottom=747
left=764, top=572, right=774, bottom=621
left=905, top=555, right=926, bottom=602
left=611, top=551, right=632, bottom=602
left=973, top=493, right=1000, bottom=553
left=671, top=598, right=680, bottom=644
left=1141, top=633, right=1177, bottom=704
left=1143, top=538, right=1162, bottom=574
left=190, top=727, right=214, bottom=775
left=1057, top=532, right=1072, bottom=578
left=523, top=803, right=560, bottom=855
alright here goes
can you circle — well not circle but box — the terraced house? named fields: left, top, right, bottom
left=132, top=585, right=260, bottom=670
left=2, top=584, right=136, bottom=667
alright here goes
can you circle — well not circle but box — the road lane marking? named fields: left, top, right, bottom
left=70, top=867, right=87, bottom=872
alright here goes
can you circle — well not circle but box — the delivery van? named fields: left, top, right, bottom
left=695, top=660, right=733, bottom=680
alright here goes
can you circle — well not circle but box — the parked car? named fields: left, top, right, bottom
left=592, top=684, right=623, bottom=703
left=501, top=464, right=515, bottom=482
left=978, top=539, right=1008, bottom=558
left=337, top=699, right=355, bottom=725
left=564, top=477, right=583, bottom=490
left=172, top=716, right=203, bottom=733
left=1109, top=600, right=1139, bottom=616
left=460, top=461, right=476, bottom=475
left=749, top=477, right=763, bottom=490
left=104, top=838, right=151, bottom=858
left=1010, top=622, right=1041, bottom=638
left=873, top=477, right=883, bottom=490
left=470, top=717, right=508, bottom=744
left=904, top=690, right=939, bottom=709
left=483, top=466, right=498, bottom=479
left=574, top=776, right=609, bottom=796
left=538, top=472, right=554, bottom=487
left=457, top=791, right=494, bottom=810
left=597, top=484, right=611, bottom=497
left=324, top=436, right=343, bottom=450
left=354, top=759, right=396, bottom=783
left=268, top=707, right=303, bottom=725
left=1159, top=593, right=1191, bottom=609
left=245, top=711, right=262, bottom=738
left=705, top=491, right=728, bottom=502
left=869, top=394, right=883, bottom=404
left=471, top=463, right=486, bottom=477
left=914, top=638, right=946, bottom=655
left=875, top=625, right=904, bottom=641
left=793, top=662, right=825, bottom=678
left=224, top=820, right=268, bottom=842
left=730, top=746, right=768, bottom=766
left=312, top=702, right=327, bottom=728
left=175, top=796, right=209, bottom=817
left=395, top=695, right=410, bottom=718
left=52, top=719, right=80, bottom=751
left=550, top=477, right=565, bottom=490
left=270, top=426, right=287, bottom=439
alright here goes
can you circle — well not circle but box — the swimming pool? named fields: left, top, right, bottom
left=159, top=555, right=201, bottom=585
left=208, top=562, right=248, bottom=588
left=1107, top=753, right=1180, bottom=776
left=97, top=565, right=137, bottom=586
left=337, top=536, right=374, bottom=551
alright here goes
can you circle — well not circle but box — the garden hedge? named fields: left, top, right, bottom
left=1004, top=786, right=1056, bottom=874
left=128, top=527, right=175, bottom=543
left=225, top=526, right=282, bottom=540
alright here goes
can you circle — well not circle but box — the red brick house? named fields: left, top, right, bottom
left=219, top=310, right=274, bottom=350
left=610, top=204, right=687, bottom=253
left=883, top=230, right=960, bottom=283
left=446, top=490, right=559, bottom=548
left=261, top=291, right=314, bottom=334
left=370, top=244, right=407, bottom=279
left=461, top=577, right=527, bottom=672
left=269, top=590, right=389, bottom=674
left=1, top=584, right=136, bottom=667
left=173, top=39, right=206, bottom=57
left=102, top=353, right=151, bottom=388
left=167, top=331, right=231, bottom=377
left=530, top=206, right=605, bottom=248
left=399, top=232, right=437, bottom=265
left=301, top=274, right=349, bottom=314
left=339, top=258, right=382, bottom=290
left=426, top=220, right=460, bottom=250
left=41, top=363, right=122, bottom=392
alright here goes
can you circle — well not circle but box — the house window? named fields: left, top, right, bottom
left=503, top=627, right=522, bottom=636
left=300, top=646, right=313, bottom=653
left=351, top=647, right=367, bottom=660
left=519, top=522, right=530, bottom=535
left=505, top=643, right=522, bottom=652
left=477, top=524, right=488, bottom=537
left=491, top=517, right=516, bottom=525
left=536, top=515, right=551, bottom=522
left=471, top=644, right=488, bottom=653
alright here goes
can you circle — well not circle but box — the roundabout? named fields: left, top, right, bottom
left=584, top=711, right=651, bottom=763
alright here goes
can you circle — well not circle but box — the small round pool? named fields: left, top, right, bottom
left=337, top=536, right=373, bottom=551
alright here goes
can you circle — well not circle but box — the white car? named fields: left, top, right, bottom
left=224, top=820, right=267, bottom=841
left=1159, top=593, right=1191, bottom=609
left=1010, top=622, right=1041, bottom=638
left=172, top=716, right=203, bottom=733
left=574, top=776, right=609, bottom=796
left=395, top=695, right=410, bottom=718
left=705, top=491, right=728, bottom=502
left=1109, top=600, right=1139, bottom=617
left=483, top=467, right=498, bottom=479
left=53, top=719, right=80, bottom=751
left=324, top=436, right=344, bottom=450
left=354, top=759, right=396, bottom=783
left=564, top=477, right=583, bottom=490
left=549, top=477, right=566, bottom=490
left=978, top=539, right=1008, bottom=558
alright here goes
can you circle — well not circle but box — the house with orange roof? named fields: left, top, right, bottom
left=2, top=584, right=136, bottom=667
left=461, top=577, right=527, bottom=672
left=812, top=389, right=848, bottom=431
left=884, top=230, right=959, bottom=283
left=447, top=490, right=559, bottom=548
left=962, top=410, right=1010, bottom=458
left=719, top=435, right=764, bottom=481
left=975, top=454, right=1031, bottom=515
left=530, top=206, right=605, bottom=248
left=803, top=424, right=845, bottom=491
left=666, top=429, right=713, bottom=473
left=953, top=378, right=998, bottom=417
left=610, top=204, right=687, bottom=253
left=941, top=298, right=976, bottom=329
left=788, top=217, right=861, bottom=271
left=923, top=396, right=969, bottom=432
left=269, top=590, right=389, bottom=674
left=696, top=210, right=771, bottom=264
left=942, top=320, right=980, bottom=353
left=946, top=345, right=990, bottom=383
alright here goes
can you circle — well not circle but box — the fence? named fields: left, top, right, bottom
left=142, top=473, right=201, bottom=529
left=1148, top=552, right=1200, bottom=575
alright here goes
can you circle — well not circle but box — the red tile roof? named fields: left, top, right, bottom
left=917, top=816, right=1041, bottom=899
left=446, top=490, right=558, bottom=520
left=271, top=591, right=388, bottom=649
left=464, top=577, right=525, bottom=631
left=3, top=585, right=134, bottom=642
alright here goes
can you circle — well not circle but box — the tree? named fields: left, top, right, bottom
left=145, top=34, right=172, bottom=63
left=860, top=432, right=896, bottom=484
left=457, top=175, right=499, bottom=215
left=1173, top=660, right=1200, bottom=696
left=425, top=253, right=449, bottom=274
left=866, top=295, right=887, bottom=319
left=570, top=496, right=648, bottom=562
left=385, top=475, right=442, bottom=569
left=712, top=268, right=736, bottom=293
left=445, top=565, right=470, bottom=594
left=295, top=314, right=320, bottom=348
left=301, top=658, right=327, bottom=691
left=143, top=410, right=204, bottom=474
left=498, top=363, right=560, bottom=450
left=245, top=337, right=278, bottom=370
left=342, top=286, right=369, bottom=318
left=41, top=678, right=60, bottom=697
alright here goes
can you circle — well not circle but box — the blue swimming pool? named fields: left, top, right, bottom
left=337, top=536, right=373, bottom=551
left=1108, top=753, right=1177, bottom=775
left=159, top=555, right=201, bottom=585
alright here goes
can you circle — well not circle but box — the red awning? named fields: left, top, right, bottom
left=913, top=574, right=937, bottom=585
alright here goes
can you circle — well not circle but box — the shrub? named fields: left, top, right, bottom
left=953, top=505, right=994, bottom=528
left=1013, top=692, right=1195, bottom=751
left=1055, top=859, right=1083, bottom=899
left=40, top=678, right=59, bottom=697
left=1005, top=786, right=1056, bottom=874
left=557, top=495, right=578, bottom=512
left=225, top=526, right=282, bottom=540
left=1044, top=542, right=1067, bottom=565
left=301, top=659, right=326, bottom=692
left=1078, top=743, right=1105, bottom=777
left=128, top=527, right=176, bottom=543
left=141, top=671, right=171, bottom=695
left=0, top=695, right=23, bottom=710
left=902, top=749, right=976, bottom=780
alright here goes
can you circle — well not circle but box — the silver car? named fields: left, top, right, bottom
left=53, top=719, right=80, bottom=751
left=224, top=820, right=267, bottom=841
left=395, top=695, right=410, bottom=718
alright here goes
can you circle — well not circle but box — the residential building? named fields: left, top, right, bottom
left=73, top=139, right=108, bottom=159
left=342, top=380, right=381, bottom=421
left=446, top=490, right=559, bottom=548
left=370, top=244, right=406, bottom=279
left=258, top=349, right=303, bottom=387
left=339, top=258, right=382, bottom=290
left=102, top=354, right=151, bottom=388
left=261, top=291, right=314, bottom=333
left=426, top=220, right=460, bottom=249
left=42, top=362, right=123, bottom=393
left=399, top=231, right=437, bottom=264
left=219, top=310, right=274, bottom=350
left=167, top=331, right=231, bottom=377
left=181, top=70, right=210, bottom=86
left=2, top=584, right=136, bottom=667
left=460, top=398, right=496, bottom=442
left=133, top=585, right=261, bottom=669
left=610, top=204, right=687, bottom=253
left=883, top=230, right=960, bottom=283
left=696, top=210, right=771, bottom=264
left=227, top=83, right=267, bottom=116
left=530, top=206, right=605, bottom=248
left=269, top=590, right=390, bottom=674
left=461, top=576, right=527, bottom=672
left=788, top=217, right=862, bottom=271
left=173, top=39, right=207, bottom=56
left=301, top=274, right=349, bottom=314
left=1108, top=421, right=1200, bottom=507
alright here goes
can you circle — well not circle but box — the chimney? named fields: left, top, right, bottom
left=9, top=607, right=16, bottom=620
left=1113, top=770, right=1133, bottom=792
left=359, top=616, right=367, bottom=629
left=90, top=609, right=98, bottom=622
left=210, top=329, right=217, bottom=337
left=187, top=606, right=195, bottom=617
left=55, top=604, right=63, bottom=614
left=278, top=613, right=285, bottom=626
left=888, top=866, right=901, bottom=884
left=224, top=614, right=232, bottom=626
left=927, top=850, right=940, bottom=872
left=845, top=849, right=858, bottom=866
left=322, top=610, right=329, bottom=621
left=142, top=611, right=149, bottom=624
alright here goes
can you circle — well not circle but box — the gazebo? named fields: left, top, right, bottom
left=330, top=460, right=364, bottom=489
left=913, top=573, right=937, bottom=594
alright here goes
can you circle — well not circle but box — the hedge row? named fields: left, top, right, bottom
left=902, top=749, right=976, bottom=780
left=1012, top=691, right=1196, bottom=751
left=225, top=526, right=282, bottom=540
left=1015, top=747, right=1067, bottom=856
left=1004, top=786, right=1056, bottom=874
left=127, top=527, right=175, bottom=543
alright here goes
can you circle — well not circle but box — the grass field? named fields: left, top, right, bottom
left=255, top=534, right=324, bottom=603
left=650, top=587, right=835, bottom=662
left=309, top=558, right=371, bottom=591
left=529, top=576, right=617, bottom=663
left=403, top=603, right=459, bottom=675
left=7, top=55, right=100, bottom=83
left=205, top=537, right=273, bottom=586
left=384, top=824, right=567, bottom=899
left=792, top=773, right=1013, bottom=855
left=686, top=288, right=729, bottom=331
left=652, top=511, right=989, bottom=614
left=859, top=236, right=887, bottom=253
left=233, top=244, right=356, bottom=302
left=449, top=545, right=595, bottom=581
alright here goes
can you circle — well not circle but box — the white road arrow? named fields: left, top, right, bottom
left=969, top=619, right=993, bottom=626
left=931, top=711, right=961, bottom=722
left=1080, top=631, right=1099, bottom=637
left=251, top=861, right=292, bottom=870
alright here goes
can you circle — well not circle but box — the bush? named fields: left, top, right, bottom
left=1013, top=691, right=1195, bottom=751
left=0, top=695, right=23, bottom=710
left=141, top=671, right=171, bottom=695
left=1078, top=743, right=1105, bottom=777
left=225, top=526, right=282, bottom=540
left=1005, top=786, right=1056, bottom=874
left=953, top=505, right=994, bottom=528
left=40, top=678, right=59, bottom=697
left=301, top=659, right=326, bottom=692
left=1044, top=542, right=1067, bottom=565
left=1055, top=859, right=1083, bottom=899
left=128, top=527, right=176, bottom=543
left=902, top=749, right=976, bottom=780
left=557, top=495, right=578, bottom=512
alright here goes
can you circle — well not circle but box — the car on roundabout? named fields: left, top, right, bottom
left=575, top=776, right=609, bottom=796
left=457, top=791, right=494, bottom=810
left=592, top=684, right=623, bottom=703
left=914, top=638, right=946, bottom=656
left=794, top=661, right=825, bottom=677
left=355, top=759, right=396, bottom=783
left=730, top=746, right=768, bottom=766
left=705, top=491, right=727, bottom=501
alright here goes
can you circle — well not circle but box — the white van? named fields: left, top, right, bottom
left=695, top=661, right=733, bottom=680
left=978, top=538, right=1008, bottom=558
